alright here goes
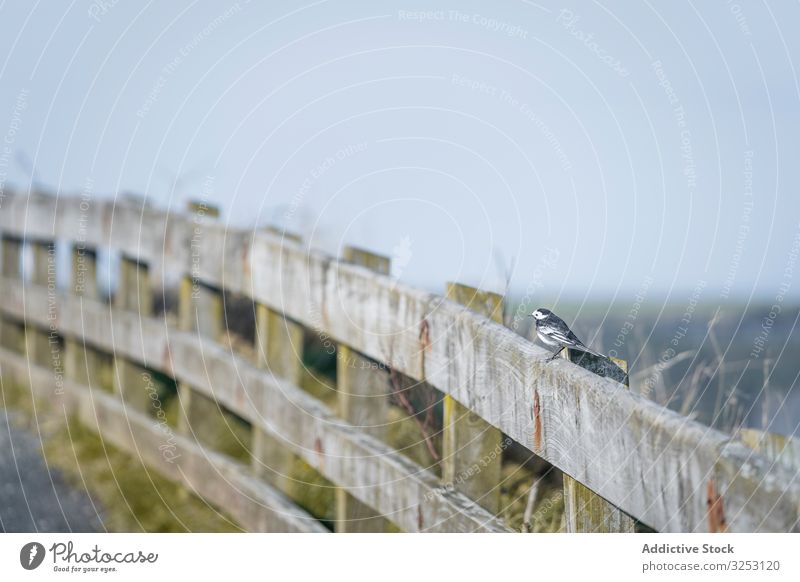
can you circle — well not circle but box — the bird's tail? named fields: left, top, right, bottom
left=571, top=343, right=606, bottom=359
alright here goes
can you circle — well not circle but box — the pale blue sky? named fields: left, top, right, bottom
left=1, top=0, right=798, bottom=304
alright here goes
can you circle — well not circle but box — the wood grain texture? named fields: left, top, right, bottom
left=187, top=200, right=220, bottom=219
left=739, top=429, right=800, bottom=472
left=71, top=245, right=98, bottom=299
left=343, top=246, right=390, bottom=276
left=113, top=357, right=152, bottom=413
left=1, top=235, right=22, bottom=277
left=114, top=256, right=153, bottom=412
left=335, top=246, right=390, bottom=532
left=0, top=236, right=24, bottom=354
left=182, top=280, right=223, bottom=341
left=0, top=346, right=326, bottom=533
left=64, top=245, right=103, bottom=390
left=563, top=476, right=636, bottom=533
left=442, top=282, right=503, bottom=515
left=27, top=240, right=55, bottom=367
left=252, top=303, right=303, bottom=494
left=3, top=277, right=508, bottom=532
left=2, top=191, right=799, bottom=532
left=116, top=256, right=153, bottom=315
left=562, top=355, right=635, bottom=532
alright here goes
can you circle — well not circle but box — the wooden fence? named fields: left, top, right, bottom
left=0, top=190, right=798, bottom=532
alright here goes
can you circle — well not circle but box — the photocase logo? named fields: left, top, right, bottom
left=19, top=542, right=46, bottom=570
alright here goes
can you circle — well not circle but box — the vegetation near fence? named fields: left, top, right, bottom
left=0, top=190, right=798, bottom=532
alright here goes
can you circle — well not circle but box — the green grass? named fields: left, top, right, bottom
left=48, top=417, right=242, bottom=532
left=0, top=329, right=569, bottom=534
left=1, top=377, right=241, bottom=532
left=499, top=462, right=564, bottom=532
left=282, top=457, right=336, bottom=530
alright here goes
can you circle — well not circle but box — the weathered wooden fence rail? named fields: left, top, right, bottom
left=0, top=190, right=798, bottom=532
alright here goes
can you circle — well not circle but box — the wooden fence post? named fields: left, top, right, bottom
left=0, top=236, right=24, bottom=352
left=115, top=255, right=153, bottom=316
left=113, top=256, right=155, bottom=412
left=334, top=246, right=391, bottom=532
left=739, top=429, right=800, bottom=473
left=562, top=354, right=636, bottom=532
left=251, top=284, right=303, bottom=494
left=1, top=235, right=22, bottom=277
left=27, top=240, right=55, bottom=367
left=441, top=282, right=505, bottom=514
left=177, top=263, right=221, bottom=425
left=736, top=429, right=799, bottom=533
left=176, top=201, right=241, bottom=455
left=64, top=246, right=105, bottom=389
left=179, top=278, right=223, bottom=341
left=178, top=199, right=223, bottom=341
left=187, top=200, right=220, bottom=218
left=72, top=245, right=98, bottom=300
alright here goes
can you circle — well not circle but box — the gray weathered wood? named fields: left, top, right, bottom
left=252, top=303, right=304, bottom=492
left=562, top=354, right=635, bottom=532
left=71, top=245, right=98, bottom=299
left=0, top=236, right=24, bottom=352
left=442, top=282, right=504, bottom=514
left=187, top=200, right=220, bottom=218
left=113, top=256, right=154, bottom=412
left=175, top=200, right=235, bottom=456
left=263, top=225, right=302, bottom=244
left=64, top=245, right=105, bottom=390
left=116, top=255, right=153, bottom=315
left=1, top=234, right=22, bottom=278
left=30, top=239, right=55, bottom=286
left=179, top=277, right=223, bottom=340
left=6, top=278, right=509, bottom=532
left=563, top=475, right=636, bottom=532
left=739, top=429, right=800, bottom=473
left=27, top=240, right=55, bottom=367
left=243, top=235, right=796, bottom=532
left=2, top=191, right=799, bottom=532
left=176, top=270, right=231, bottom=453
left=0, top=345, right=325, bottom=533
left=113, top=357, right=153, bottom=413
left=335, top=246, right=391, bottom=532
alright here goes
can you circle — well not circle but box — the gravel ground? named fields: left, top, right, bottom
left=0, top=408, right=104, bottom=532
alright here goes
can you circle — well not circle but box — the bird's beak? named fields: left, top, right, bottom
left=527, top=314, right=534, bottom=318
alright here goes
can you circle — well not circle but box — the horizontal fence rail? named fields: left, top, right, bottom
left=0, top=278, right=507, bottom=532
left=0, top=345, right=326, bottom=533
left=0, top=190, right=798, bottom=533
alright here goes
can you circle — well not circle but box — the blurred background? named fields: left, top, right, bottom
left=0, top=0, right=798, bottom=499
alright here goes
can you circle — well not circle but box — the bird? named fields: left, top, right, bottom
left=529, top=308, right=606, bottom=362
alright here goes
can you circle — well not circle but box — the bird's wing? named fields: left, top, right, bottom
left=542, top=313, right=605, bottom=358
left=547, top=315, right=580, bottom=337
left=546, top=313, right=571, bottom=331
left=538, top=323, right=582, bottom=346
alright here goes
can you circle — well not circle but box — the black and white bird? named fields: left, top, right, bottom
left=530, top=308, right=606, bottom=361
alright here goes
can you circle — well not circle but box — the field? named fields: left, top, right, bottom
left=509, top=298, right=800, bottom=437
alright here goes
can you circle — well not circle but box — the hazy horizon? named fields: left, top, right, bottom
left=1, top=1, right=799, bottom=303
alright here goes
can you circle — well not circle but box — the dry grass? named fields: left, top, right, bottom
left=1, top=377, right=241, bottom=532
